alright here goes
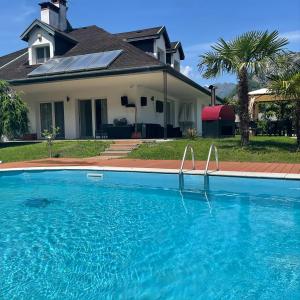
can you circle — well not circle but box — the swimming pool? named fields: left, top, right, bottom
left=0, top=169, right=299, bottom=299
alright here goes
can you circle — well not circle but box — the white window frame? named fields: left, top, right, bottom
left=35, top=45, right=51, bottom=64
left=174, top=60, right=180, bottom=72
left=157, top=47, right=166, bottom=63
left=39, top=101, right=65, bottom=138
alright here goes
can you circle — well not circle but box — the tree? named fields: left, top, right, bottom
left=199, top=31, right=288, bottom=146
left=0, top=81, right=29, bottom=140
left=269, top=70, right=300, bottom=149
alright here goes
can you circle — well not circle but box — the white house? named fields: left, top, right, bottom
left=0, top=0, right=217, bottom=139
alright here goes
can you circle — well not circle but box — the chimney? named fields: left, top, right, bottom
left=39, top=1, right=68, bottom=32
left=209, top=85, right=217, bottom=106
left=51, top=0, right=68, bottom=31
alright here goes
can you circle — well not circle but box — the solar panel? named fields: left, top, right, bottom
left=28, top=57, right=63, bottom=77
left=87, top=50, right=123, bottom=70
left=28, top=50, right=123, bottom=77
left=66, top=53, right=96, bottom=72
left=47, top=56, right=78, bottom=74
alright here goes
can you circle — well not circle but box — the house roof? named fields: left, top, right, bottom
left=167, top=41, right=185, bottom=60
left=0, top=48, right=28, bottom=69
left=0, top=24, right=219, bottom=101
left=114, top=26, right=171, bottom=48
left=0, top=25, right=163, bottom=81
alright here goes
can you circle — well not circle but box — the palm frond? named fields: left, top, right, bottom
left=269, top=71, right=300, bottom=100
left=198, top=30, right=288, bottom=79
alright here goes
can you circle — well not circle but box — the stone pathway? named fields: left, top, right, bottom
left=99, top=140, right=144, bottom=159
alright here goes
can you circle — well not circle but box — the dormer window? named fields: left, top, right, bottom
left=157, top=47, right=165, bottom=63
left=174, top=60, right=180, bottom=72
left=36, top=46, right=50, bottom=64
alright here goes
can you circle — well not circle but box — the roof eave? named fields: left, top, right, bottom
left=159, top=26, right=171, bottom=49
left=20, top=19, right=77, bottom=44
left=8, top=63, right=221, bottom=102
left=124, top=35, right=159, bottom=42
left=165, top=65, right=216, bottom=98
left=20, top=19, right=55, bottom=42
left=8, top=65, right=166, bottom=85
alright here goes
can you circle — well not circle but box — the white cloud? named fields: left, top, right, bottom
left=280, top=30, right=300, bottom=42
left=180, top=65, right=203, bottom=83
left=181, top=65, right=193, bottom=77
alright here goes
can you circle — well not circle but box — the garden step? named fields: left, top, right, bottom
left=111, top=144, right=141, bottom=148
left=99, top=140, right=143, bottom=159
left=102, top=151, right=131, bottom=156
left=100, top=155, right=125, bottom=159
left=113, top=141, right=143, bottom=145
left=109, top=146, right=137, bottom=151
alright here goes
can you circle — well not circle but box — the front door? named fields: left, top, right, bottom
left=79, top=100, right=93, bottom=138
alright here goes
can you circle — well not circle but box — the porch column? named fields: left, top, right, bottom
left=163, top=70, right=168, bottom=139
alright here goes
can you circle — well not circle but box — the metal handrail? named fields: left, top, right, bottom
left=205, top=144, right=219, bottom=175
left=179, top=144, right=195, bottom=190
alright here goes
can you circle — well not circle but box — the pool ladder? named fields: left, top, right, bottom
left=204, top=144, right=219, bottom=189
left=179, top=144, right=219, bottom=190
left=179, top=144, right=195, bottom=190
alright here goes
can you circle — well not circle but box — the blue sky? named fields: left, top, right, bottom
left=0, top=0, right=299, bottom=85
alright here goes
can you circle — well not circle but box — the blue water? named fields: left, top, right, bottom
left=0, top=170, right=300, bottom=299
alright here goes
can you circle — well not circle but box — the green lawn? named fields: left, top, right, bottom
left=0, top=141, right=110, bottom=163
left=1, top=137, right=299, bottom=164
left=129, top=136, right=300, bottom=163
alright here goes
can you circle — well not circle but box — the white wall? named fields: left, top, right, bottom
left=16, top=74, right=208, bottom=139
left=154, top=35, right=166, bottom=63
left=195, top=99, right=203, bottom=135
left=28, top=27, right=55, bottom=65
left=41, top=9, right=59, bottom=29
left=19, top=81, right=143, bottom=139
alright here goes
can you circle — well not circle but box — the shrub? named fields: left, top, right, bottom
left=186, top=128, right=197, bottom=140
left=0, top=81, right=29, bottom=140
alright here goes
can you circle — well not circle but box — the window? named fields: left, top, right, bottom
left=174, top=60, right=180, bottom=72
left=36, top=46, right=50, bottom=64
left=157, top=47, right=165, bottom=63
left=40, top=102, right=65, bottom=139
left=40, top=103, right=53, bottom=133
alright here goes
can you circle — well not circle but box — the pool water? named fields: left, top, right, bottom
left=0, top=170, right=299, bottom=299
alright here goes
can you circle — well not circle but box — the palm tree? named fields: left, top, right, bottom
left=199, top=31, right=288, bottom=146
left=269, top=71, right=300, bottom=150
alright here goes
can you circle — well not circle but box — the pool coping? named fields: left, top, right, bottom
left=0, top=166, right=300, bottom=180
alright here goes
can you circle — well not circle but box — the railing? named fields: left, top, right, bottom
left=205, top=144, right=219, bottom=175
left=179, top=144, right=195, bottom=190
left=204, top=144, right=219, bottom=190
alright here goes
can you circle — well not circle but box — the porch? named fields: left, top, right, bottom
left=16, top=71, right=211, bottom=139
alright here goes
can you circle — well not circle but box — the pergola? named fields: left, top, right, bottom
left=248, top=88, right=287, bottom=120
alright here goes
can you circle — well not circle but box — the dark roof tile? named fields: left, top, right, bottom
left=0, top=25, right=162, bottom=81
left=0, top=48, right=28, bottom=68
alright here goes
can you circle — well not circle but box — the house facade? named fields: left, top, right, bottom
left=0, top=0, right=215, bottom=139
